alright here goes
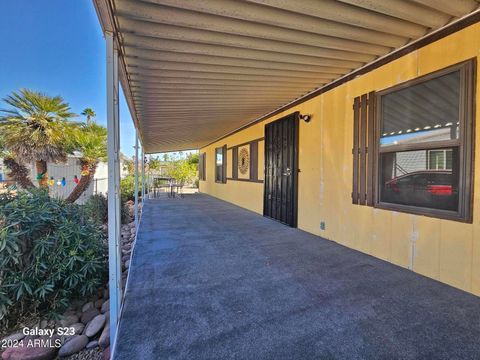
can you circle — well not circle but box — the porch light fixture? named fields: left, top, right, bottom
left=300, top=114, right=312, bottom=122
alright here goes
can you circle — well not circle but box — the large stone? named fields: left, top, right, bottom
left=80, top=308, right=100, bottom=324
left=124, top=260, right=130, bottom=269
left=98, top=322, right=110, bottom=349
left=84, top=314, right=106, bottom=338
left=94, top=299, right=104, bottom=309
left=102, top=346, right=110, bottom=360
left=81, top=302, right=94, bottom=313
left=101, top=299, right=110, bottom=314
left=86, top=340, right=98, bottom=350
left=70, top=300, right=84, bottom=311
left=1, top=336, right=58, bottom=360
left=59, top=314, right=79, bottom=327
left=70, top=323, right=85, bottom=335
left=58, top=335, right=88, bottom=357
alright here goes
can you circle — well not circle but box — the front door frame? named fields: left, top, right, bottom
left=263, top=112, right=300, bottom=227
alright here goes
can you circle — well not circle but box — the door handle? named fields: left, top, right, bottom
left=282, top=168, right=291, bottom=176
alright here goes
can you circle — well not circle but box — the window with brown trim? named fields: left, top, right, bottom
left=215, top=145, right=227, bottom=184
left=375, top=59, right=475, bottom=222
left=199, top=152, right=206, bottom=181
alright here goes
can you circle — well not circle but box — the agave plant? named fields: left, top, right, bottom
left=65, top=116, right=107, bottom=203
left=0, top=89, right=76, bottom=188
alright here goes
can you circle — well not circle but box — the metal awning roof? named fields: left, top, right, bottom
left=94, top=0, right=480, bottom=153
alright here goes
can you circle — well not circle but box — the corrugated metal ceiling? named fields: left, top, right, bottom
left=95, top=0, right=480, bottom=153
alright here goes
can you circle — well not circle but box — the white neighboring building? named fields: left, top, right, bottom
left=0, top=153, right=129, bottom=203
left=27, top=151, right=132, bottom=204
left=0, top=158, right=6, bottom=181
left=26, top=153, right=108, bottom=204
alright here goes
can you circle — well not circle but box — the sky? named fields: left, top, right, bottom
left=0, top=0, right=137, bottom=157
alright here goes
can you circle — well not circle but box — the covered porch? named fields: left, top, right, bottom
left=116, top=194, right=480, bottom=359
left=92, top=0, right=480, bottom=357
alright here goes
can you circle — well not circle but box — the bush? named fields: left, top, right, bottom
left=84, top=193, right=130, bottom=225
left=84, top=194, right=108, bottom=225
left=0, top=190, right=106, bottom=328
left=120, top=175, right=141, bottom=203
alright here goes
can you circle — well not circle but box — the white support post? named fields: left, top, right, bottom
left=134, top=133, right=139, bottom=229
left=141, top=146, right=145, bottom=202
left=106, top=31, right=122, bottom=349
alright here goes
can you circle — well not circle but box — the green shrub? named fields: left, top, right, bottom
left=0, top=190, right=106, bottom=328
left=120, top=175, right=140, bottom=203
left=84, top=193, right=130, bottom=225
left=84, top=194, right=108, bottom=225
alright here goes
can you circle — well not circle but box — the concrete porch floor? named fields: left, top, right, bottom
left=115, top=194, right=480, bottom=360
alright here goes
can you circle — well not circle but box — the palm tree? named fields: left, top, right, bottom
left=81, top=108, right=96, bottom=125
left=0, top=89, right=75, bottom=188
left=65, top=120, right=107, bottom=203
left=0, top=135, right=34, bottom=189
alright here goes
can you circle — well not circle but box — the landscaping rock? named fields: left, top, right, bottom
left=64, top=308, right=77, bottom=316
left=1, top=345, right=57, bottom=360
left=86, top=340, right=98, bottom=350
left=71, top=300, right=84, bottom=311
left=81, top=308, right=100, bottom=324
left=60, top=314, right=79, bottom=327
left=84, top=314, right=106, bottom=338
left=103, top=288, right=109, bottom=300
left=102, top=346, right=110, bottom=360
left=70, top=323, right=85, bottom=335
left=81, top=302, right=94, bottom=313
left=1, top=332, right=25, bottom=343
left=94, top=299, right=103, bottom=309
left=40, top=319, right=48, bottom=329
left=98, top=323, right=110, bottom=349
left=100, top=299, right=109, bottom=314
left=58, top=335, right=88, bottom=357
left=125, top=260, right=130, bottom=269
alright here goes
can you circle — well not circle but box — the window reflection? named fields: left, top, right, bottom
left=380, top=71, right=460, bottom=147
left=380, top=148, right=459, bottom=211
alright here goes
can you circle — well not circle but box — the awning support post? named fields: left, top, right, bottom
left=134, top=133, right=139, bottom=229
left=106, top=31, right=122, bottom=350
left=141, top=146, right=145, bottom=201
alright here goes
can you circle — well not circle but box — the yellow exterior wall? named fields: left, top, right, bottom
left=200, top=23, right=480, bottom=295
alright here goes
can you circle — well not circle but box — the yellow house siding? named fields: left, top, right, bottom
left=199, top=23, right=480, bottom=295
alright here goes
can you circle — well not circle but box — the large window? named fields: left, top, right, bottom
left=215, top=145, right=227, bottom=183
left=376, top=60, right=475, bottom=221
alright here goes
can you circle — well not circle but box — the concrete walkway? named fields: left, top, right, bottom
left=115, top=194, right=480, bottom=360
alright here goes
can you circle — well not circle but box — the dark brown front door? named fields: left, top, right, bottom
left=263, top=112, right=299, bottom=227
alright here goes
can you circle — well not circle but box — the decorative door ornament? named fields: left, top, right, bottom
left=238, top=147, right=249, bottom=175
